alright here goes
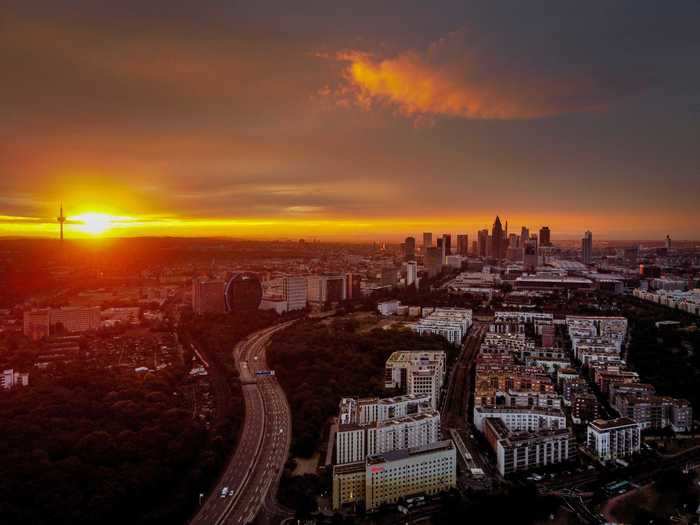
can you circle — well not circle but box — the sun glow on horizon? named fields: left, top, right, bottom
left=72, top=213, right=115, bottom=235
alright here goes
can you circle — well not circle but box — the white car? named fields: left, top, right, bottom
left=220, top=487, right=229, bottom=498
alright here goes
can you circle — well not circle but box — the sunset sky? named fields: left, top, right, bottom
left=2, top=1, right=699, bottom=240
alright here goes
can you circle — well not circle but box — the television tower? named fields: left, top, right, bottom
left=57, top=203, right=66, bottom=241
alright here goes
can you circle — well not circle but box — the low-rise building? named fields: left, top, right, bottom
left=411, top=308, right=472, bottom=345
left=377, top=300, right=401, bottom=316
left=1, top=369, right=29, bottom=390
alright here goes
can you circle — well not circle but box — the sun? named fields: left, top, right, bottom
left=74, top=212, right=113, bottom=235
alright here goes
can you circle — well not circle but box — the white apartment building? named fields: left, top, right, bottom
left=385, top=352, right=446, bottom=409
left=1, top=369, right=29, bottom=390
left=336, top=410, right=440, bottom=465
left=485, top=418, right=576, bottom=476
left=339, top=395, right=432, bottom=426
left=480, top=333, right=534, bottom=355
left=384, top=352, right=446, bottom=390
left=406, top=261, right=418, bottom=286
left=493, top=311, right=554, bottom=335
left=586, top=418, right=641, bottom=461
left=633, top=288, right=700, bottom=316
left=283, top=276, right=307, bottom=311
left=566, top=316, right=628, bottom=354
left=412, top=308, right=472, bottom=345
left=377, top=300, right=401, bottom=316
left=407, top=367, right=442, bottom=410
left=473, top=406, right=566, bottom=433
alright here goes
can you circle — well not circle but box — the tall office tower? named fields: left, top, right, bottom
left=283, top=276, right=308, bottom=311
left=423, top=232, right=433, bottom=250
left=477, top=229, right=489, bottom=257
left=665, top=235, right=672, bottom=250
left=404, top=236, right=416, bottom=260
left=436, top=238, right=445, bottom=263
left=539, top=226, right=551, bottom=247
left=442, top=234, right=452, bottom=256
left=520, top=227, right=529, bottom=247
left=425, top=247, right=443, bottom=277
left=506, top=234, right=521, bottom=261
left=582, top=231, right=593, bottom=265
left=457, top=234, right=469, bottom=256
left=523, top=238, right=539, bottom=272
left=406, top=261, right=418, bottom=287
left=192, top=277, right=226, bottom=315
left=471, top=240, right=478, bottom=255
left=491, top=216, right=505, bottom=260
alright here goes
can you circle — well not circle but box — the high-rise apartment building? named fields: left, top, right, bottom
left=582, top=230, right=593, bottom=265
left=308, top=274, right=346, bottom=303
left=385, top=350, right=448, bottom=409
left=283, top=276, right=307, bottom=311
left=406, top=261, right=418, bottom=287
left=192, top=277, right=227, bottom=315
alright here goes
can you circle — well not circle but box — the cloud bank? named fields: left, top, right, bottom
left=336, top=30, right=637, bottom=120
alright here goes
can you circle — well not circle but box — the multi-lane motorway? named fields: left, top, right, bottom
left=192, top=321, right=296, bottom=525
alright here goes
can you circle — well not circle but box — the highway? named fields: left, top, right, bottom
left=191, top=321, right=296, bottom=525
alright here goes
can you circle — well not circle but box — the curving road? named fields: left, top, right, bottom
left=192, top=321, right=296, bottom=525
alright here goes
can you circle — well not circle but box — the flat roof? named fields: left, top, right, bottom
left=367, top=439, right=453, bottom=465
left=589, top=417, right=638, bottom=430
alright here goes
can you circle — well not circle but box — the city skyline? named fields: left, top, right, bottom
left=0, top=204, right=692, bottom=243
left=3, top=1, right=700, bottom=240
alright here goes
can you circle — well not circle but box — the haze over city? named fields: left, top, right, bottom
left=2, top=1, right=700, bottom=240
left=2, top=3, right=700, bottom=525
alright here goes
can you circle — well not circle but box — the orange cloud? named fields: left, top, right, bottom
left=335, top=31, right=617, bottom=121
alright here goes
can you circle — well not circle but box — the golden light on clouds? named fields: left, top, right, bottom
left=334, top=31, right=610, bottom=121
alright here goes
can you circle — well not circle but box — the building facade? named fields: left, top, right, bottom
left=586, top=418, right=641, bottom=461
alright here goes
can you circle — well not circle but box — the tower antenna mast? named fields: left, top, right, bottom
left=57, top=203, right=66, bottom=241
